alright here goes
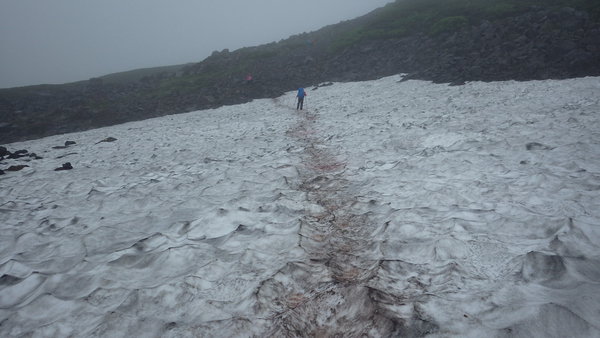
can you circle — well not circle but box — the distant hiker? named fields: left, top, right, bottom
left=297, top=87, right=307, bottom=110
left=245, top=74, right=253, bottom=84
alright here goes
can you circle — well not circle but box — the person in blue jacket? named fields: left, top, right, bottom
left=296, top=87, right=307, bottom=110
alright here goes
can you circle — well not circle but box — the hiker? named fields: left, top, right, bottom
left=245, top=74, right=253, bottom=84
left=297, top=87, right=307, bottom=110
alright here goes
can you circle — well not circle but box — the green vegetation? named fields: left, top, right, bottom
left=430, top=16, right=469, bottom=36
left=98, top=64, right=191, bottom=85
left=242, top=49, right=279, bottom=61
left=330, top=0, right=600, bottom=51
left=152, top=69, right=224, bottom=97
left=148, top=46, right=281, bottom=98
left=140, top=0, right=600, bottom=99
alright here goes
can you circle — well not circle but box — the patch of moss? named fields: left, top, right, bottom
left=430, top=16, right=469, bottom=36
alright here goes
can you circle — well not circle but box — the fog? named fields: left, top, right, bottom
left=0, top=0, right=392, bottom=89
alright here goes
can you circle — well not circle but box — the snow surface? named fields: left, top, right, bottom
left=1, top=75, right=600, bottom=337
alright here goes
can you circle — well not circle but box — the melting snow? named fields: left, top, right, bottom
left=1, top=75, right=600, bottom=337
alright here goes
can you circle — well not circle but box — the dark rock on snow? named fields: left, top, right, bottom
left=52, top=141, right=76, bottom=149
left=8, top=150, right=28, bottom=159
left=312, top=82, right=334, bottom=90
left=6, top=165, right=29, bottom=172
left=54, top=162, right=73, bottom=171
left=96, top=137, right=117, bottom=144
left=0, top=147, right=42, bottom=161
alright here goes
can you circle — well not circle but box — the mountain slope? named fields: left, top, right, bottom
left=1, top=0, right=599, bottom=144
left=1, top=75, right=599, bottom=336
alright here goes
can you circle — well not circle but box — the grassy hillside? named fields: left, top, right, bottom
left=332, top=0, right=600, bottom=51
left=96, top=64, right=192, bottom=85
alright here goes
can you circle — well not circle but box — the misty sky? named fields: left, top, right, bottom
left=0, top=0, right=392, bottom=88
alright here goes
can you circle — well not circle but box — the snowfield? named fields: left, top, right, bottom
left=1, top=75, right=599, bottom=337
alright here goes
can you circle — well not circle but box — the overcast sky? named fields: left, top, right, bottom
left=0, top=0, right=392, bottom=88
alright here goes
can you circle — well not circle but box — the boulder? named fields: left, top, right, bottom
left=54, top=162, right=73, bottom=171
left=6, top=165, right=29, bottom=171
left=8, top=150, right=28, bottom=159
left=96, top=137, right=117, bottom=144
left=53, top=141, right=76, bottom=149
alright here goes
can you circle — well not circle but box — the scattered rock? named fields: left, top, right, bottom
left=0, top=147, right=44, bottom=160
left=52, top=141, right=77, bottom=149
left=8, top=150, right=28, bottom=159
left=54, top=162, right=73, bottom=171
left=96, top=137, right=117, bottom=144
left=6, top=165, right=29, bottom=172
left=0, top=169, right=4, bottom=175
left=313, top=82, right=334, bottom=90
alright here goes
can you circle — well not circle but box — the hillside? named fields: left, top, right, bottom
left=1, top=0, right=599, bottom=144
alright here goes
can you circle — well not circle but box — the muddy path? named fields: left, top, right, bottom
left=255, top=100, right=437, bottom=337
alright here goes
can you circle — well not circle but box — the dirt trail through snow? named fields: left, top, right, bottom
left=258, top=100, right=435, bottom=336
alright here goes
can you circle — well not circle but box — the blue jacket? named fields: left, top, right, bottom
left=297, top=88, right=306, bottom=98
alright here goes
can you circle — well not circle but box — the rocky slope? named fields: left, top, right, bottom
left=1, top=0, right=599, bottom=144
